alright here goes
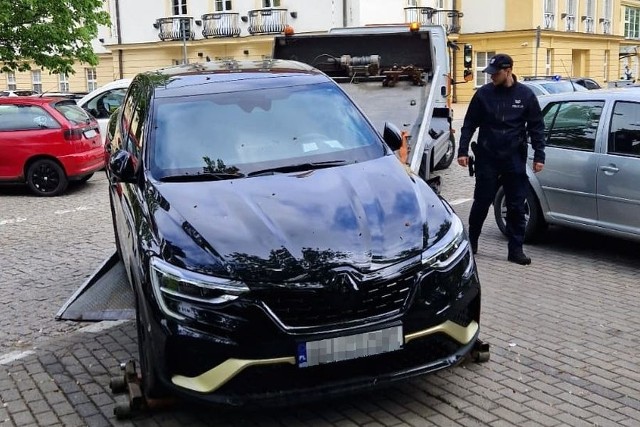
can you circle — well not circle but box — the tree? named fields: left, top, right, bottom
left=0, top=0, right=110, bottom=75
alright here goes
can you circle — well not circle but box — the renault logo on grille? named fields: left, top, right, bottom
left=328, top=272, right=360, bottom=294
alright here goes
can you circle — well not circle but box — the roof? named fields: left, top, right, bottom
left=144, top=59, right=328, bottom=98
left=537, top=87, right=640, bottom=102
left=0, top=96, right=73, bottom=105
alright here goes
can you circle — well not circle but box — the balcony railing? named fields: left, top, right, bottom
left=583, top=16, right=594, bottom=33
left=561, top=13, right=576, bottom=31
left=404, top=7, right=463, bottom=34
left=248, top=8, right=288, bottom=35
left=156, top=16, right=195, bottom=41
left=600, top=18, right=611, bottom=34
left=543, top=12, right=555, bottom=29
left=202, top=12, right=241, bottom=38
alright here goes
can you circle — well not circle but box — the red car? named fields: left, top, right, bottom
left=0, top=97, right=105, bottom=196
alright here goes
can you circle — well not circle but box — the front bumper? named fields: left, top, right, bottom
left=142, top=248, right=481, bottom=406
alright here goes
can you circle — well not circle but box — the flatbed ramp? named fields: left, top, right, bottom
left=56, top=252, right=135, bottom=321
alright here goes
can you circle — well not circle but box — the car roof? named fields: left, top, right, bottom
left=0, top=96, right=71, bottom=105
left=536, top=87, right=640, bottom=103
left=141, top=59, right=325, bottom=98
left=77, top=78, right=132, bottom=106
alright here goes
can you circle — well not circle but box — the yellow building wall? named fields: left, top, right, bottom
left=505, top=0, right=536, bottom=30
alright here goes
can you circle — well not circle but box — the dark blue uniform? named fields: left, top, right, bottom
left=458, top=79, right=545, bottom=258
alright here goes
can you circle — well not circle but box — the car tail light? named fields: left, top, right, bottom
left=63, top=128, right=83, bottom=141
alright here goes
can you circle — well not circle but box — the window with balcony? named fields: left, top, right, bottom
left=31, top=70, right=42, bottom=93
left=215, top=0, right=232, bottom=11
left=601, top=0, right=612, bottom=34
left=86, top=68, right=97, bottom=92
left=583, top=0, right=594, bottom=33
left=7, top=72, right=16, bottom=90
left=59, top=74, right=69, bottom=92
left=173, top=0, right=187, bottom=15
left=543, top=0, right=556, bottom=29
left=563, top=0, right=576, bottom=31
left=262, top=0, right=280, bottom=7
left=625, top=7, right=640, bottom=39
left=475, top=51, right=495, bottom=87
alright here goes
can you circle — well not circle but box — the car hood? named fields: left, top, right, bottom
left=147, top=156, right=453, bottom=282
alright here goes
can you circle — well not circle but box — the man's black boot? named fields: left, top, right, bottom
left=508, top=251, right=531, bottom=265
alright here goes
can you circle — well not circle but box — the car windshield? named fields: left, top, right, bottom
left=539, top=81, right=588, bottom=94
left=149, top=81, right=385, bottom=179
left=53, top=101, right=93, bottom=125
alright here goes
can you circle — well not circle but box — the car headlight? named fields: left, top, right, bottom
left=150, top=257, right=249, bottom=321
left=421, top=214, right=470, bottom=270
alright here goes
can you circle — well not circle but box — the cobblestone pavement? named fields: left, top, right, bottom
left=1, top=107, right=639, bottom=426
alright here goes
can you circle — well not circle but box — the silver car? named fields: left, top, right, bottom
left=494, top=89, right=640, bottom=242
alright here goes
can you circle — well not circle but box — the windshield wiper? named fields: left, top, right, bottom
left=247, top=160, right=348, bottom=177
left=159, top=171, right=245, bottom=182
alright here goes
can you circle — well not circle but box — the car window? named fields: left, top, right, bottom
left=539, top=81, right=588, bottom=94
left=526, top=84, right=545, bottom=96
left=53, top=102, right=92, bottom=125
left=543, top=100, right=604, bottom=151
left=120, top=81, right=146, bottom=157
left=84, top=88, right=128, bottom=119
left=0, top=104, right=60, bottom=131
left=150, top=82, right=383, bottom=176
left=608, top=101, right=640, bottom=157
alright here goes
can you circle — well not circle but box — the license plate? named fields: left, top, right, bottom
left=296, top=325, right=403, bottom=368
left=83, top=129, right=97, bottom=139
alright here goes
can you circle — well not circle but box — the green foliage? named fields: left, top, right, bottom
left=0, top=0, right=110, bottom=74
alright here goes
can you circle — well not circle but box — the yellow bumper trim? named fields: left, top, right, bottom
left=171, top=320, right=479, bottom=394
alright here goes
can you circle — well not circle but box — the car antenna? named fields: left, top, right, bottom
left=560, top=59, right=578, bottom=92
left=37, top=84, right=58, bottom=98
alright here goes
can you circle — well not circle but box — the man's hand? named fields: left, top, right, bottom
left=533, top=162, right=544, bottom=173
left=458, top=156, right=469, bottom=167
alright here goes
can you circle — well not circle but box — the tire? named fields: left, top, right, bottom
left=434, top=135, right=456, bottom=171
left=135, top=294, right=167, bottom=398
left=26, top=159, right=68, bottom=196
left=493, top=185, right=546, bottom=242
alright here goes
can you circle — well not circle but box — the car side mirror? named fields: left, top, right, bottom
left=383, top=122, right=403, bottom=151
left=109, top=149, right=138, bottom=183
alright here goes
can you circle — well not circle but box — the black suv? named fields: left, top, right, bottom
left=105, top=60, right=481, bottom=405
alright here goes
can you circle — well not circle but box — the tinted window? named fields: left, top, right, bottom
left=608, top=101, right=640, bottom=157
left=53, top=102, right=92, bottom=125
left=526, top=84, right=545, bottom=96
left=150, top=82, right=383, bottom=177
left=543, top=100, right=604, bottom=151
left=0, top=104, right=60, bottom=131
left=120, top=82, right=145, bottom=157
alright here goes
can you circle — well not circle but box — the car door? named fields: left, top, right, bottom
left=81, top=87, right=129, bottom=145
left=108, top=80, right=147, bottom=273
left=536, top=99, right=605, bottom=225
left=596, top=100, right=640, bottom=234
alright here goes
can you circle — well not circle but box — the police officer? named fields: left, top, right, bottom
left=457, top=53, right=545, bottom=265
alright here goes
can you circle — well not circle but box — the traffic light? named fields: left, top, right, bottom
left=463, top=44, right=473, bottom=69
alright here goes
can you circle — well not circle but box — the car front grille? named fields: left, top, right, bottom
left=258, top=274, right=414, bottom=329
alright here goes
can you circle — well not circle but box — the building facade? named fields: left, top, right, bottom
left=1, top=0, right=638, bottom=103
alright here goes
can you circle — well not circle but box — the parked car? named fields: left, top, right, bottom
left=520, top=76, right=589, bottom=96
left=106, top=61, right=482, bottom=405
left=77, top=78, right=131, bottom=144
left=572, top=77, right=602, bottom=90
left=494, top=89, right=640, bottom=243
left=0, top=89, right=37, bottom=97
left=33, top=91, right=89, bottom=100
left=0, top=97, right=104, bottom=196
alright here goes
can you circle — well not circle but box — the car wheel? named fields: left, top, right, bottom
left=434, top=135, right=456, bottom=171
left=135, top=294, right=167, bottom=399
left=26, top=159, right=68, bottom=197
left=493, top=185, right=546, bottom=242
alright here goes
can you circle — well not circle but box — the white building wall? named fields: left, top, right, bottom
left=353, top=0, right=407, bottom=26
left=461, top=0, right=506, bottom=33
